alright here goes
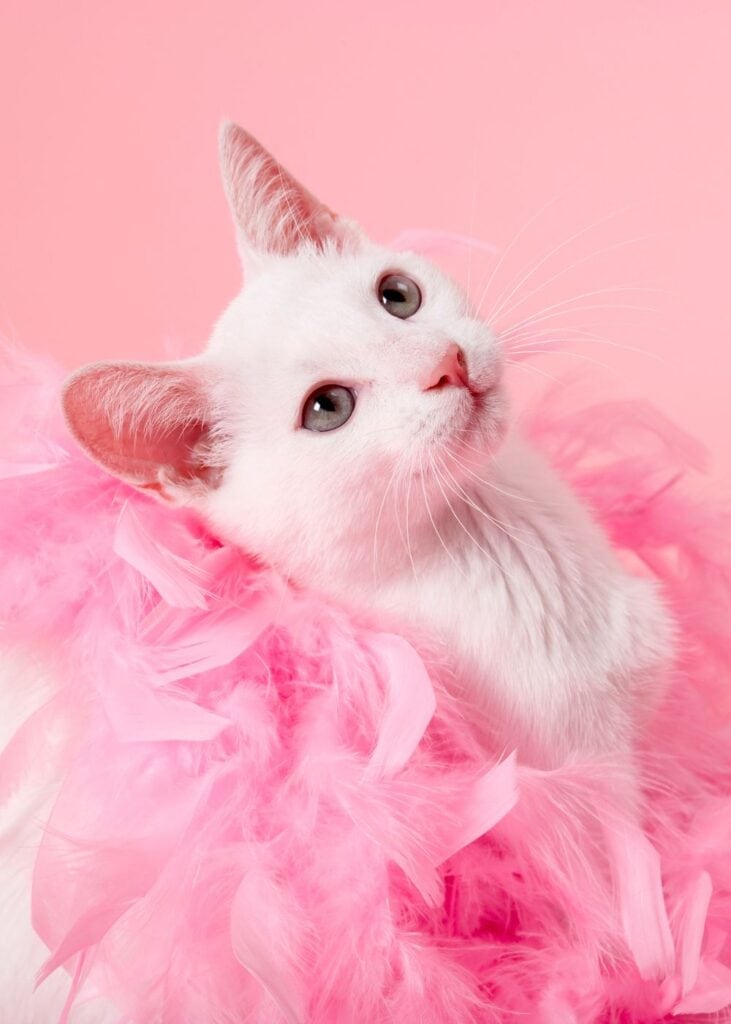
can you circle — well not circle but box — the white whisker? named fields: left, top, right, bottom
left=505, top=358, right=563, bottom=384
left=470, top=183, right=580, bottom=324
left=507, top=346, right=618, bottom=375
left=491, top=233, right=658, bottom=327
left=403, top=455, right=419, bottom=585
left=447, top=429, right=537, bottom=505
left=371, top=455, right=403, bottom=584
left=495, top=299, right=659, bottom=339
left=430, top=454, right=517, bottom=584
left=502, top=323, right=665, bottom=362
left=498, top=291, right=662, bottom=337
left=419, top=451, right=469, bottom=580
left=484, top=203, right=646, bottom=325
left=439, top=454, right=543, bottom=552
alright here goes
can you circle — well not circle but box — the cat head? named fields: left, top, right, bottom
left=63, top=123, right=507, bottom=590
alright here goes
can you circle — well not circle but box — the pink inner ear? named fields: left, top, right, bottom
left=220, top=123, right=343, bottom=257
left=62, top=363, right=214, bottom=492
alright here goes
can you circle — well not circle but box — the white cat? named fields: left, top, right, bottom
left=64, top=122, right=673, bottom=764
left=1, top=123, right=671, bottom=1020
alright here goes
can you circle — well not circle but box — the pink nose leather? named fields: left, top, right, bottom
left=421, top=343, right=469, bottom=391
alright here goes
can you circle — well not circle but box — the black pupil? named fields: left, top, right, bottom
left=315, top=394, right=337, bottom=413
left=378, top=274, right=421, bottom=319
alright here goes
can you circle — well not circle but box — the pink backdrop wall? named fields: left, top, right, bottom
left=2, top=2, right=730, bottom=481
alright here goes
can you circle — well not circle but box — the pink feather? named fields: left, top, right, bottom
left=230, top=864, right=307, bottom=1024
left=673, top=959, right=731, bottom=1016
left=1, top=341, right=731, bottom=1022
left=675, top=871, right=713, bottom=998
left=606, top=817, right=675, bottom=980
left=113, top=501, right=210, bottom=610
left=365, top=632, right=437, bottom=778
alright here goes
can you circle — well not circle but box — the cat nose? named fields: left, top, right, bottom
left=421, top=343, right=469, bottom=391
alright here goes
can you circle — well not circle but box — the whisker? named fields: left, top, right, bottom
left=430, top=454, right=517, bottom=584
left=371, top=455, right=403, bottom=584
left=469, top=183, right=580, bottom=328
left=505, top=358, right=563, bottom=384
left=497, top=285, right=663, bottom=334
left=447, top=429, right=537, bottom=505
left=501, top=323, right=665, bottom=362
left=419, top=450, right=470, bottom=580
left=483, top=202, right=647, bottom=324
left=491, top=233, right=658, bottom=327
left=507, top=318, right=669, bottom=338
left=403, top=454, right=419, bottom=585
left=390, top=461, right=412, bottom=576
left=440, top=454, right=543, bottom=552
left=499, top=300, right=662, bottom=339
left=456, top=458, right=534, bottom=506
left=506, top=346, right=619, bottom=375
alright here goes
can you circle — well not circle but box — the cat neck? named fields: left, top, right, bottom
left=309, top=428, right=665, bottom=763
left=366, top=428, right=619, bottom=605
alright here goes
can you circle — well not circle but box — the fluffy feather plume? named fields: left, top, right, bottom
left=1, top=343, right=731, bottom=1023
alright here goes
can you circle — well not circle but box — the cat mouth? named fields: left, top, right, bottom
left=447, top=382, right=506, bottom=453
left=418, top=376, right=505, bottom=456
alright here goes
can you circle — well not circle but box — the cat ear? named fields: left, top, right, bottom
left=219, top=121, right=358, bottom=259
left=62, top=361, right=224, bottom=499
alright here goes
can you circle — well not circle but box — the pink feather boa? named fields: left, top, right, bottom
left=1, top=343, right=731, bottom=1023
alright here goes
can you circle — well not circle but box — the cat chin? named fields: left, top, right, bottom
left=414, top=379, right=504, bottom=444
left=437, top=385, right=509, bottom=464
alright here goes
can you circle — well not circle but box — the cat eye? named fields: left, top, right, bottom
left=301, top=384, right=356, bottom=432
left=377, top=273, right=422, bottom=319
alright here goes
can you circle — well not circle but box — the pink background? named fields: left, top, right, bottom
left=2, top=2, right=730, bottom=481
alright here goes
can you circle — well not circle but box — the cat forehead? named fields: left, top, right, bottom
left=242, top=243, right=468, bottom=317
left=209, top=243, right=473, bottom=375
